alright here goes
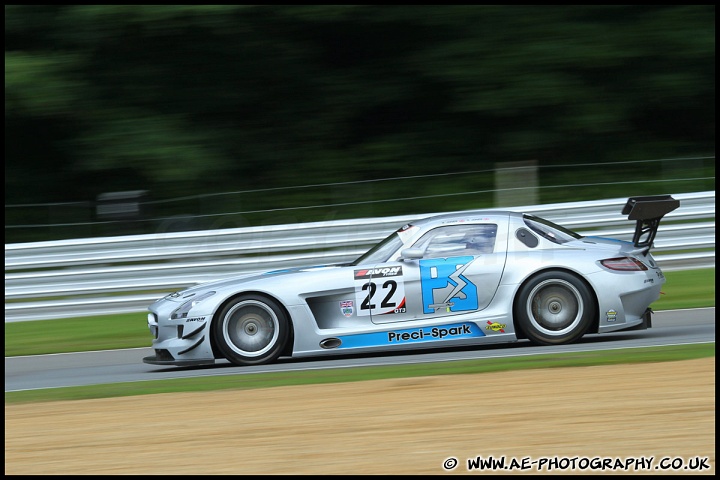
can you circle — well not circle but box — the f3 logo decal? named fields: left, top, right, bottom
left=420, top=256, right=478, bottom=314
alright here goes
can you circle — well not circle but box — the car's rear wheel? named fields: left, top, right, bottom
left=212, top=294, right=289, bottom=366
left=514, top=271, right=595, bottom=345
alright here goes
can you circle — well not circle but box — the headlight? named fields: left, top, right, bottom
left=147, top=313, right=158, bottom=338
left=171, top=291, right=216, bottom=319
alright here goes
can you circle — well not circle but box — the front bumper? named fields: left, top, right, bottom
left=143, top=350, right=215, bottom=366
left=145, top=306, right=217, bottom=366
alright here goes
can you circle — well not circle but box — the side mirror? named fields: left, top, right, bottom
left=399, top=248, right=424, bottom=261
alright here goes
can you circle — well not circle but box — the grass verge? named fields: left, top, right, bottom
left=5, top=343, right=714, bottom=405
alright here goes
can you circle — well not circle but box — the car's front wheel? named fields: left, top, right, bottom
left=514, top=271, right=595, bottom=345
left=212, top=294, right=289, bottom=366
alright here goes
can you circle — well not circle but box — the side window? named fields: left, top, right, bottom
left=412, top=224, right=497, bottom=258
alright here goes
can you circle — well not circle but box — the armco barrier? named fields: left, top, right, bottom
left=5, top=191, right=714, bottom=322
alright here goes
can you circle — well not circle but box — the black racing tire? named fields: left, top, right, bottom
left=514, top=271, right=595, bottom=345
left=212, top=294, right=290, bottom=366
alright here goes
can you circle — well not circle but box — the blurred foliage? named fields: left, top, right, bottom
left=4, top=5, right=716, bottom=242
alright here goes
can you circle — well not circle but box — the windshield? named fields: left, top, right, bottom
left=351, top=231, right=404, bottom=266
left=523, top=214, right=583, bottom=244
left=352, top=223, right=420, bottom=265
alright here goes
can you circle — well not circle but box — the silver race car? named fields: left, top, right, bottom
left=144, top=195, right=679, bottom=367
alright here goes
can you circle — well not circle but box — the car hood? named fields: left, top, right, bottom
left=163, top=264, right=347, bottom=301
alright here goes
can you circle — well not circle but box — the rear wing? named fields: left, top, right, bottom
left=621, top=195, right=680, bottom=252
